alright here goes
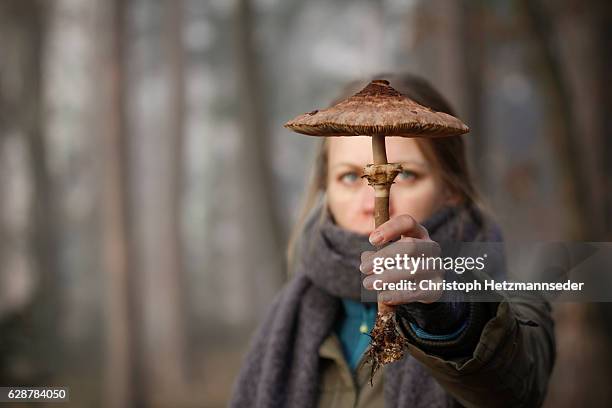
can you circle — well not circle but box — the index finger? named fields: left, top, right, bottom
left=369, top=214, right=429, bottom=246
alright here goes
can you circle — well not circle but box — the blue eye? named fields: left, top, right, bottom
left=396, top=169, right=417, bottom=182
left=340, top=172, right=360, bottom=184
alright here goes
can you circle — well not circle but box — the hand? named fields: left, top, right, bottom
left=360, top=214, right=444, bottom=306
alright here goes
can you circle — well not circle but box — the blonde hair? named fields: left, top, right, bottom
left=286, top=73, right=486, bottom=269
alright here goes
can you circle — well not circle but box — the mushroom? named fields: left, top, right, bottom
left=284, top=79, right=469, bottom=377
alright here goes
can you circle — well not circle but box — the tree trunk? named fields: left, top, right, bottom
left=97, top=0, right=140, bottom=406
left=0, top=0, right=61, bottom=384
left=229, top=0, right=285, bottom=319
left=517, top=0, right=595, bottom=240
left=124, top=0, right=188, bottom=403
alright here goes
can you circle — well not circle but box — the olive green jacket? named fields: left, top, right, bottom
left=317, top=299, right=555, bottom=408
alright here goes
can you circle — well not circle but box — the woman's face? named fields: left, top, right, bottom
left=326, top=136, right=456, bottom=235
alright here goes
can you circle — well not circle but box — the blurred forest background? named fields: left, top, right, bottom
left=1, top=0, right=611, bottom=407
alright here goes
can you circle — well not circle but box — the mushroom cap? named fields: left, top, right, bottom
left=284, top=79, right=469, bottom=137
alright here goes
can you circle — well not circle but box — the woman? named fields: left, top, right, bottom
left=230, top=73, right=555, bottom=408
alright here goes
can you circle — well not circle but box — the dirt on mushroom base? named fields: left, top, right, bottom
left=362, top=311, right=408, bottom=385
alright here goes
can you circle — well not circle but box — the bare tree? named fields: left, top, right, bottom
left=0, top=0, right=60, bottom=385
left=517, top=0, right=596, bottom=240
left=233, top=0, right=285, bottom=299
left=595, top=0, right=612, bottom=239
left=97, top=0, right=141, bottom=406
left=123, top=0, right=188, bottom=404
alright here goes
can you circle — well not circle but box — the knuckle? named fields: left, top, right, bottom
left=427, top=241, right=441, bottom=255
left=398, top=214, right=416, bottom=227
left=361, top=250, right=374, bottom=262
left=400, top=237, right=417, bottom=244
left=381, top=291, right=396, bottom=304
left=421, top=225, right=431, bottom=239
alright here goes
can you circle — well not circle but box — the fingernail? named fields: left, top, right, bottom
left=369, top=231, right=384, bottom=246
left=363, top=276, right=373, bottom=289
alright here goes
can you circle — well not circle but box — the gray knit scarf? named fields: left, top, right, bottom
left=230, top=200, right=501, bottom=408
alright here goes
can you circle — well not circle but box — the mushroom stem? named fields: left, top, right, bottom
left=371, top=135, right=390, bottom=230
left=372, top=134, right=388, bottom=164
left=362, top=139, right=406, bottom=377
left=373, top=185, right=390, bottom=231
left=364, top=137, right=408, bottom=378
left=370, top=134, right=394, bottom=315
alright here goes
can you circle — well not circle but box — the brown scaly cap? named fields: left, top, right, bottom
left=284, top=79, right=469, bottom=137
